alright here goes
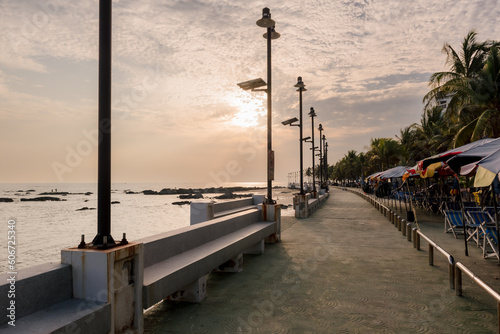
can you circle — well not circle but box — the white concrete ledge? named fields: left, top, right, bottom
left=0, top=298, right=111, bottom=334
left=0, top=263, right=72, bottom=325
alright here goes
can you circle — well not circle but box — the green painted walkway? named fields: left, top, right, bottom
left=144, top=188, right=499, bottom=333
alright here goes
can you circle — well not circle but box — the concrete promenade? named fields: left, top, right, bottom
left=144, top=188, right=499, bottom=333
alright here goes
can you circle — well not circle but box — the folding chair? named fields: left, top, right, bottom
left=480, top=222, right=499, bottom=260
left=444, top=210, right=464, bottom=238
left=462, top=201, right=479, bottom=208
left=466, top=211, right=493, bottom=247
left=483, top=207, right=497, bottom=217
left=444, top=202, right=461, bottom=211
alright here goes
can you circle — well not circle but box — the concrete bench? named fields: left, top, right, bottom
left=191, top=195, right=264, bottom=224
left=294, top=192, right=329, bottom=218
left=0, top=263, right=110, bottom=333
left=139, top=209, right=275, bottom=309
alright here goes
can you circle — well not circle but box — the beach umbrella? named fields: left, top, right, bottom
left=473, top=148, right=500, bottom=188
left=402, top=164, right=419, bottom=182
left=377, top=166, right=410, bottom=179
left=419, top=138, right=496, bottom=171
left=472, top=148, right=500, bottom=263
left=365, top=171, right=383, bottom=182
left=447, top=138, right=500, bottom=174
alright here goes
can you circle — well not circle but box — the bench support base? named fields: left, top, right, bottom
left=216, top=254, right=244, bottom=272
left=167, top=276, right=207, bottom=303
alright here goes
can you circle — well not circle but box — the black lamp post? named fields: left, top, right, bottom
left=93, top=0, right=115, bottom=247
left=324, top=138, right=328, bottom=187
left=238, top=8, right=280, bottom=204
left=308, top=107, right=317, bottom=193
left=318, top=124, right=324, bottom=188
left=257, top=8, right=280, bottom=204
left=295, top=77, right=306, bottom=194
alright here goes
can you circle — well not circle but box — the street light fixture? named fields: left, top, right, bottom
left=256, top=7, right=275, bottom=27
left=281, top=117, right=298, bottom=126
left=237, top=78, right=267, bottom=92
left=238, top=7, right=280, bottom=204
left=308, top=107, right=317, bottom=194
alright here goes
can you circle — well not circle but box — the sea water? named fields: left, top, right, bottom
left=0, top=182, right=293, bottom=270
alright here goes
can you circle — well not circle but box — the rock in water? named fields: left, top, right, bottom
left=20, top=197, right=61, bottom=202
left=172, top=201, right=191, bottom=205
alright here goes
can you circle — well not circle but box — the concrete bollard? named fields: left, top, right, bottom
left=397, top=216, right=401, bottom=231
left=413, top=228, right=418, bottom=248
left=429, top=244, right=434, bottom=266
left=407, top=223, right=412, bottom=241
left=190, top=201, right=215, bottom=225
left=402, top=219, right=407, bottom=236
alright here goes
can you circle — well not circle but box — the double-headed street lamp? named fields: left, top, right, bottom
left=318, top=124, right=324, bottom=187
left=282, top=77, right=307, bottom=195
left=237, top=7, right=280, bottom=204
left=307, top=107, right=317, bottom=194
left=323, top=136, right=328, bottom=188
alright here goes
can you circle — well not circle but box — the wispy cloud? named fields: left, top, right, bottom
left=1, top=0, right=499, bottom=182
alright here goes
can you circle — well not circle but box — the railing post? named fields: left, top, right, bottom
left=407, top=223, right=412, bottom=241
left=396, top=216, right=401, bottom=230
left=497, top=302, right=500, bottom=334
left=455, top=265, right=462, bottom=296
left=449, top=256, right=455, bottom=290
left=429, top=244, right=434, bottom=266
left=415, top=231, right=420, bottom=250
left=402, top=219, right=406, bottom=236
left=412, top=228, right=418, bottom=248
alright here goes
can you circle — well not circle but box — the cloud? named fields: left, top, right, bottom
left=2, top=0, right=500, bottom=182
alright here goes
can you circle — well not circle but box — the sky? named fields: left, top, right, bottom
left=1, top=0, right=499, bottom=185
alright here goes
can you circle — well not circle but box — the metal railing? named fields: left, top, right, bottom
left=343, top=186, right=500, bottom=331
left=414, top=230, right=455, bottom=289
left=455, top=262, right=500, bottom=332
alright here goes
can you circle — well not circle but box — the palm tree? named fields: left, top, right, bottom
left=423, top=30, right=491, bottom=119
left=454, top=46, right=500, bottom=145
left=366, top=138, right=402, bottom=171
left=396, top=126, right=418, bottom=165
left=413, top=106, right=455, bottom=155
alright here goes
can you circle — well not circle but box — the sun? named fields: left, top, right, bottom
left=226, top=92, right=266, bottom=128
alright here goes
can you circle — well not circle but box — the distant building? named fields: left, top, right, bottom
left=438, top=94, right=453, bottom=113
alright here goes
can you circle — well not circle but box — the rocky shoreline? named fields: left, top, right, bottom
left=131, top=186, right=284, bottom=196
left=0, top=186, right=286, bottom=203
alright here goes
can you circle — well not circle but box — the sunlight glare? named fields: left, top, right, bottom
left=226, top=92, right=266, bottom=128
